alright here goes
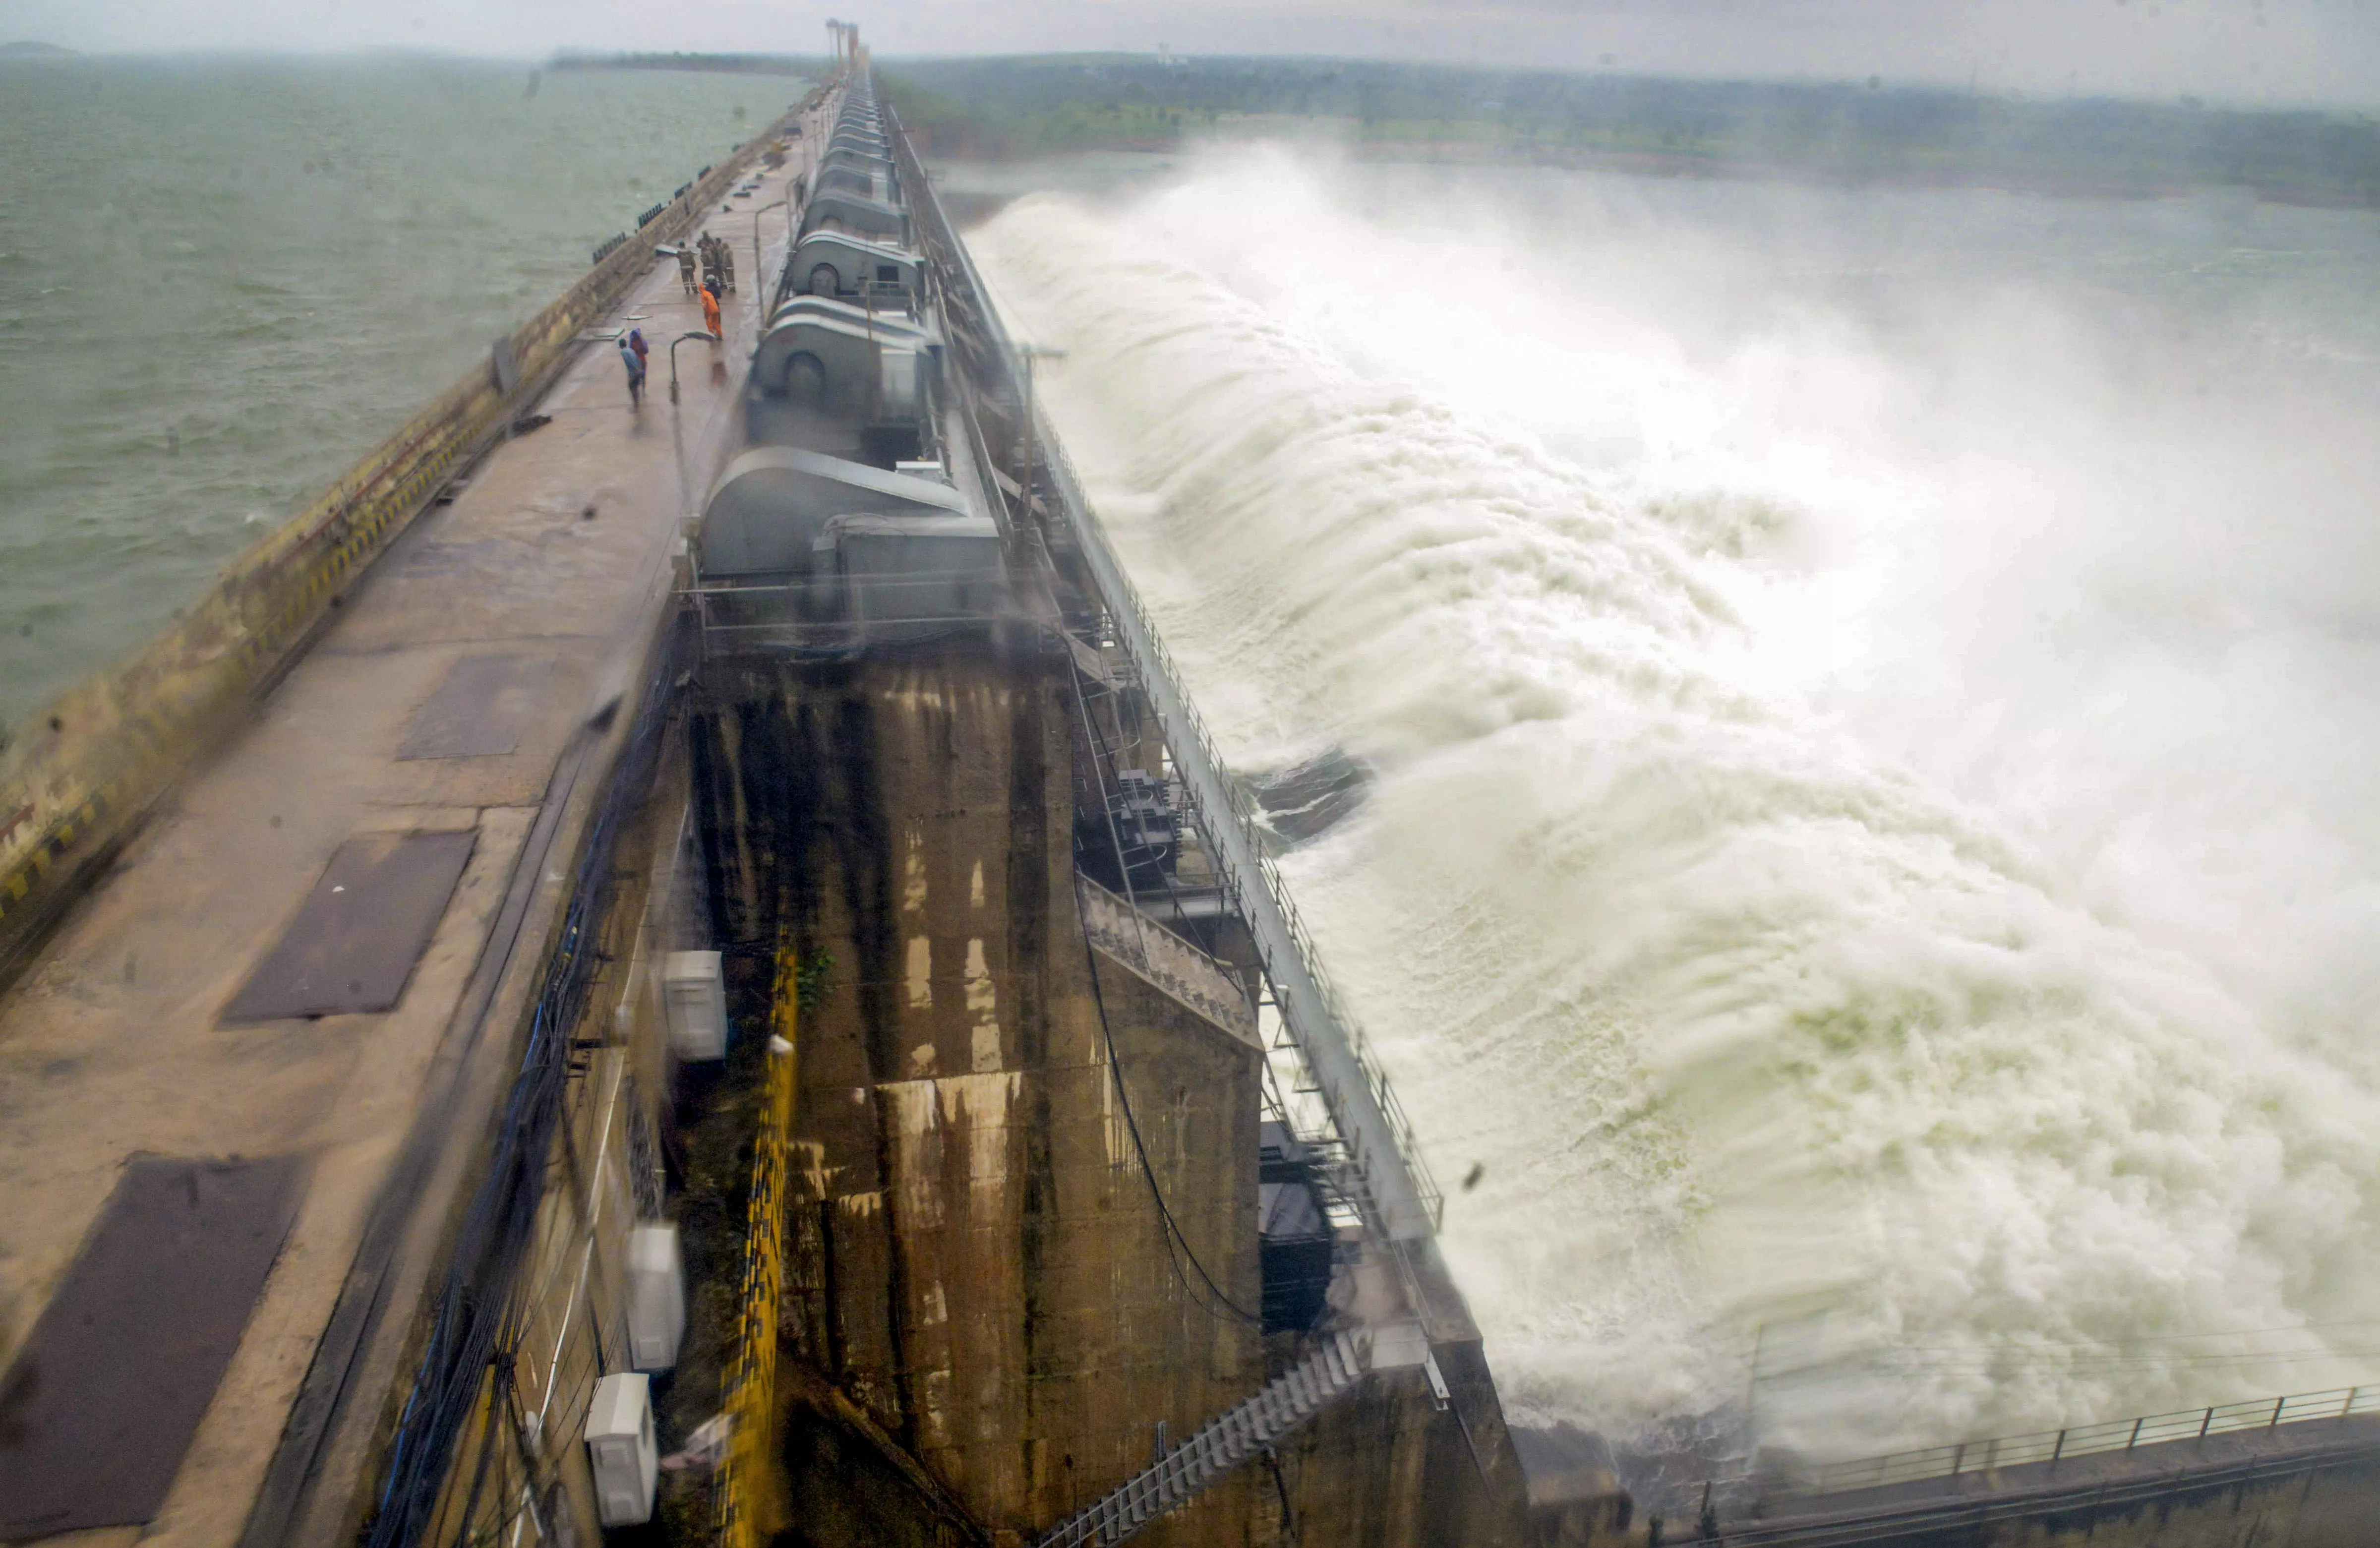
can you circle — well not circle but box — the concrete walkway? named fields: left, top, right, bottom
left=0, top=179, right=801, bottom=1548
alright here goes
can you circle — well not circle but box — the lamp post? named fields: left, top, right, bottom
left=1015, top=345, right=1068, bottom=529
left=668, top=330, right=718, bottom=404
left=751, top=198, right=788, bottom=323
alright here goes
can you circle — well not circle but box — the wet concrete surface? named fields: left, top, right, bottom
left=219, top=831, right=477, bottom=1021
left=0, top=1157, right=304, bottom=1538
left=0, top=193, right=798, bottom=1548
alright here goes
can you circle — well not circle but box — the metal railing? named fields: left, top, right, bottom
left=1027, top=405, right=1444, bottom=1239
left=1694, top=1383, right=2380, bottom=1509
left=1035, top=1330, right=1371, bottom=1548
left=1076, top=875, right=1258, bottom=1041
left=883, top=84, right=1444, bottom=1241
left=715, top=938, right=801, bottom=1548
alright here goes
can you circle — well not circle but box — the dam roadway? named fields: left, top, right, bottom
left=0, top=110, right=812, bottom=1545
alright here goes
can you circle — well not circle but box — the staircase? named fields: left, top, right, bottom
left=1034, top=1329, right=1374, bottom=1548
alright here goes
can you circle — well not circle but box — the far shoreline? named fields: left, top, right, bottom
left=913, top=124, right=2380, bottom=215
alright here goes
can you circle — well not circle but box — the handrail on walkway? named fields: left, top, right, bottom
left=880, top=84, right=1445, bottom=1242
left=1697, top=1382, right=2380, bottom=1507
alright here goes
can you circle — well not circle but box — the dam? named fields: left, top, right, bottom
left=1, top=32, right=2378, bottom=1548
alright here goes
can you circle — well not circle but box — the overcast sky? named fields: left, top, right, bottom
left=7, top=0, right=2379, bottom=109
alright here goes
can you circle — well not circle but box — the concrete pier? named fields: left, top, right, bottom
left=686, top=650, right=1273, bottom=1540
left=0, top=142, right=805, bottom=1546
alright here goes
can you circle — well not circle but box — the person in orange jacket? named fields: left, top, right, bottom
left=699, top=282, right=722, bottom=338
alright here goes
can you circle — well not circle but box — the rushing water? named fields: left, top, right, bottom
left=0, top=55, right=806, bottom=729
left=971, top=146, right=2380, bottom=1459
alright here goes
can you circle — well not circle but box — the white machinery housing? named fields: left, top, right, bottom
left=661, top=950, right=727, bottom=1061
left=584, top=1372, right=658, bottom=1527
left=801, top=188, right=907, bottom=245
left=788, top=229, right=922, bottom=307
left=626, top=1222, right=687, bottom=1371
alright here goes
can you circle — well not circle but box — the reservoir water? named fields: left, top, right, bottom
left=0, top=55, right=807, bottom=728
left=971, top=147, right=2380, bottom=1459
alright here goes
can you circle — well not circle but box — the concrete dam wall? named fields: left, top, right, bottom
left=678, top=644, right=1529, bottom=1545
left=689, top=651, right=1266, bottom=1533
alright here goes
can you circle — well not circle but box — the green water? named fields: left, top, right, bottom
left=0, top=55, right=805, bottom=728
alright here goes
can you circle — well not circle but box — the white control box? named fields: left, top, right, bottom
left=625, top=1221, right=686, bottom=1372
left=584, top=1371, right=657, bottom=1526
left=662, top=950, right=726, bottom=1061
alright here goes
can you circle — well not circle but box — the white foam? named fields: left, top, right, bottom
left=972, top=148, right=2380, bottom=1458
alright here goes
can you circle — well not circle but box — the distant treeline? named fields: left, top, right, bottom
left=880, top=55, right=2380, bottom=207
left=551, top=51, right=820, bottom=77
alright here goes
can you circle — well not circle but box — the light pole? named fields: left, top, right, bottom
left=1015, top=345, right=1068, bottom=530
left=785, top=174, right=811, bottom=313
left=750, top=197, right=788, bottom=323
left=668, top=330, right=718, bottom=404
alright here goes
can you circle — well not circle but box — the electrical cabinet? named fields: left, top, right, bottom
left=661, top=950, right=726, bottom=1061
left=584, top=1372, right=656, bottom=1527
left=626, top=1222, right=686, bottom=1371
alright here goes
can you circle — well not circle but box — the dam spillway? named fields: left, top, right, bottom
left=1, top=39, right=2379, bottom=1548
left=960, top=138, right=2380, bottom=1530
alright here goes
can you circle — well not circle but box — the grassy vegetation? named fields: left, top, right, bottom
left=551, top=51, right=822, bottom=77
left=879, top=55, right=2380, bottom=206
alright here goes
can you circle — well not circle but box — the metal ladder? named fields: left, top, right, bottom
left=1033, top=1330, right=1373, bottom=1548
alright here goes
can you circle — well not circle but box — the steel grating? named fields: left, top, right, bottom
left=0, top=1155, right=305, bottom=1537
left=221, top=829, right=476, bottom=1021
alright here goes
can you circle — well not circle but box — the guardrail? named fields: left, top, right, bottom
left=1800, top=1384, right=2380, bottom=1497
left=882, top=87, right=1444, bottom=1241
left=1674, top=1383, right=2380, bottom=1517
left=715, top=937, right=801, bottom=1548
left=1029, top=419, right=1445, bottom=1239
left=0, top=88, right=825, bottom=976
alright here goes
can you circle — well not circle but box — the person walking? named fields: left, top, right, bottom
left=699, top=282, right=722, bottom=340
left=676, top=246, right=697, bottom=295
left=628, top=327, right=651, bottom=368
left=618, top=333, right=647, bottom=407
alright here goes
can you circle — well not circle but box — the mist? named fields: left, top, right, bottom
left=971, top=144, right=2380, bottom=1459
left=10, top=0, right=2380, bottom=110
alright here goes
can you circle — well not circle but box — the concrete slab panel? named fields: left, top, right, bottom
left=0, top=1155, right=304, bottom=1537
left=221, top=830, right=476, bottom=1021
left=397, top=655, right=554, bottom=760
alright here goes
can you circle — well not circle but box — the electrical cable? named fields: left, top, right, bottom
left=1076, top=913, right=1265, bottom=1328
left=1063, top=648, right=1264, bottom=1327
left=366, top=624, right=686, bottom=1548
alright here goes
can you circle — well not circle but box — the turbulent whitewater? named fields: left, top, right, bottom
left=971, top=148, right=2380, bottom=1459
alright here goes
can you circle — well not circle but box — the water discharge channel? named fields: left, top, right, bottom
left=967, top=145, right=2380, bottom=1463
